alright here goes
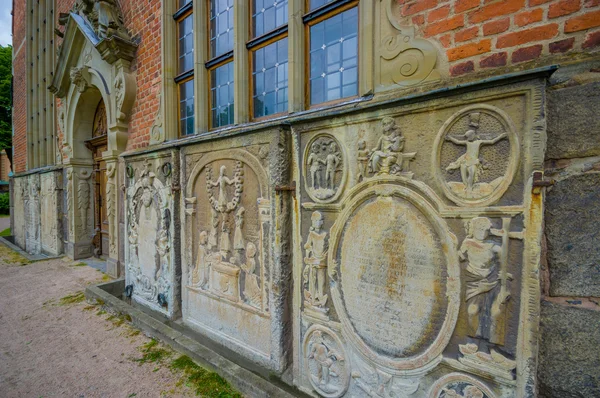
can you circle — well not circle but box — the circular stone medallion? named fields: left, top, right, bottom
left=330, top=184, right=459, bottom=370
left=303, top=134, right=346, bottom=203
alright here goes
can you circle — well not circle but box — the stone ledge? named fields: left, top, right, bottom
left=0, top=236, right=63, bottom=262
left=85, top=280, right=305, bottom=398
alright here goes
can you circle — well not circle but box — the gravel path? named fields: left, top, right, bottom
left=0, top=249, right=196, bottom=398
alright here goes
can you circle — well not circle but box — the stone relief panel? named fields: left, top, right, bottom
left=428, top=373, right=497, bottom=398
left=125, top=155, right=176, bottom=317
left=25, top=174, right=41, bottom=255
left=181, top=130, right=291, bottom=372
left=304, top=325, right=350, bottom=398
left=295, top=81, right=545, bottom=398
left=40, top=171, right=63, bottom=256
left=433, top=105, right=520, bottom=207
left=12, top=177, right=27, bottom=250
left=303, top=134, right=346, bottom=203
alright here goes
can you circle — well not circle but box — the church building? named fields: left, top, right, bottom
left=10, top=0, right=600, bottom=396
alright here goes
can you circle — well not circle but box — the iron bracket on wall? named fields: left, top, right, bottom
left=275, top=181, right=297, bottom=198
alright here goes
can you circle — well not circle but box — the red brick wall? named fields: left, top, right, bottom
left=399, top=0, right=600, bottom=76
left=0, top=150, right=11, bottom=181
left=12, top=0, right=27, bottom=173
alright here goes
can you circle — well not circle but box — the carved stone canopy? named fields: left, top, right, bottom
left=50, top=0, right=137, bottom=98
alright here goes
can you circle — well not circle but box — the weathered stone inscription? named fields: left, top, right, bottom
left=340, top=196, right=448, bottom=358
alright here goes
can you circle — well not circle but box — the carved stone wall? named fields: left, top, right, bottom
left=180, top=129, right=291, bottom=372
left=124, top=151, right=179, bottom=318
left=293, top=79, right=545, bottom=397
left=11, top=170, right=64, bottom=256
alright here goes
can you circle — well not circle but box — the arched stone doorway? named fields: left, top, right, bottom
left=49, top=2, right=137, bottom=276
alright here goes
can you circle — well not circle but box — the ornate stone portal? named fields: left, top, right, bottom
left=296, top=80, right=545, bottom=397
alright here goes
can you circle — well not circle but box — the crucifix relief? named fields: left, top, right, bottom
left=459, top=216, right=524, bottom=345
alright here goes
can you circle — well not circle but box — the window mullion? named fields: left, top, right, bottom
left=233, top=1, right=250, bottom=125
left=288, top=0, right=305, bottom=113
left=194, top=0, right=209, bottom=133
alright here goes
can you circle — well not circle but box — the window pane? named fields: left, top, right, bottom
left=253, top=38, right=288, bottom=118
left=210, top=0, right=234, bottom=58
left=210, top=62, right=234, bottom=128
left=179, top=79, right=195, bottom=136
left=178, top=0, right=192, bottom=10
left=309, top=7, right=358, bottom=105
left=310, top=0, right=335, bottom=10
left=252, top=0, right=288, bottom=38
left=178, top=15, right=194, bottom=74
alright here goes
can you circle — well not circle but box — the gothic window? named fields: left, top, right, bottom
left=175, top=0, right=194, bottom=136
left=305, top=1, right=359, bottom=106
left=249, top=0, right=289, bottom=119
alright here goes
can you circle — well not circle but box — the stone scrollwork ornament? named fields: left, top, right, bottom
left=304, top=325, right=350, bottom=398
left=378, top=0, right=440, bottom=89
left=351, top=357, right=420, bottom=398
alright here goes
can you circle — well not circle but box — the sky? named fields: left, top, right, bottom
left=0, top=0, right=11, bottom=47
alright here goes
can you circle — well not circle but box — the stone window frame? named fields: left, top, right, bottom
left=174, top=1, right=195, bottom=136
left=303, top=0, right=360, bottom=108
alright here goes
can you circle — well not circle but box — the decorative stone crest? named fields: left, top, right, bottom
left=351, top=358, right=420, bottom=397
left=303, top=135, right=345, bottom=203
left=359, top=117, right=416, bottom=180
left=377, top=0, right=440, bottom=89
left=68, top=0, right=131, bottom=42
left=304, top=325, right=349, bottom=398
left=433, top=105, right=519, bottom=206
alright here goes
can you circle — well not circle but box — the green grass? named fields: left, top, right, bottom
left=0, top=244, right=30, bottom=265
left=134, top=339, right=173, bottom=364
left=0, top=227, right=10, bottom=236
left=59, top=291, right=86, bottom=305
left=171, top=355, right=242, bottom=398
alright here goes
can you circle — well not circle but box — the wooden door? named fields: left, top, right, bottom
left=88, top=100, right=109, bottom=257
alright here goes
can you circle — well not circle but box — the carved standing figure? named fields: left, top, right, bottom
left=324, top=143, right=340, bottom=190
left=307, top=142, right=325, bottom=189
left=208, top=165, right=235, bottom=212
left=208, top=208, right=219, bottom=250
left=369, top=117, right=405, bottom=175
left=106, top=163, right=117, bottom=253
left=308, top=330, right=344, bottom=388
left=303, top=211, right=329, bottom=311
left=192, top=230, right=209, bottom=287
left=234, top=207, right=245, bottom=251
left=241, top=242, right=261, bottom=307
left=458, top=217, right=502, bottom=339
left=445, top=113, right=507, bottom=193
left=77, top=170, right=93, bottom=234
left=357, top=139, right=370, bottom=181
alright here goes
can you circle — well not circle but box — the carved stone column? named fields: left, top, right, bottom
left=103, top=152, right=120, bottom=277
left=64, top=162, right=95, bottom=260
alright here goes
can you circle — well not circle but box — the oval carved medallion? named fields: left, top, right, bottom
left=329, top=183, right=460, bottom=370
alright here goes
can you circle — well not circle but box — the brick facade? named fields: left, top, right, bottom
left=399, top=0, right=600, bottom=75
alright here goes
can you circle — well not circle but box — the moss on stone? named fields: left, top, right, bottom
left=134, top=339, right=173, bottom=364
left=59, top=291, right=85, bottom=305
left=171, top=355, right=241, bottom=398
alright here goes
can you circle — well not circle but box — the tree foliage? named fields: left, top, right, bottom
left=0, top=45, right=12, bottom=152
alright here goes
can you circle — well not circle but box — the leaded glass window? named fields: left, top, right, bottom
left=308, top=5, right=358, bottom=105
left=252, top=0, right=288, bottom=37
left=210, top=0, right=234, bottom=58
left=252, top=38, right=289, bottom=118
left=179, top=79, right=195, bottom=136
left=210, top=62, right=234, bottom=128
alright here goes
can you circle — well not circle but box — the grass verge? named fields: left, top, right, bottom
left=171, top=355, right=242, bottom=398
